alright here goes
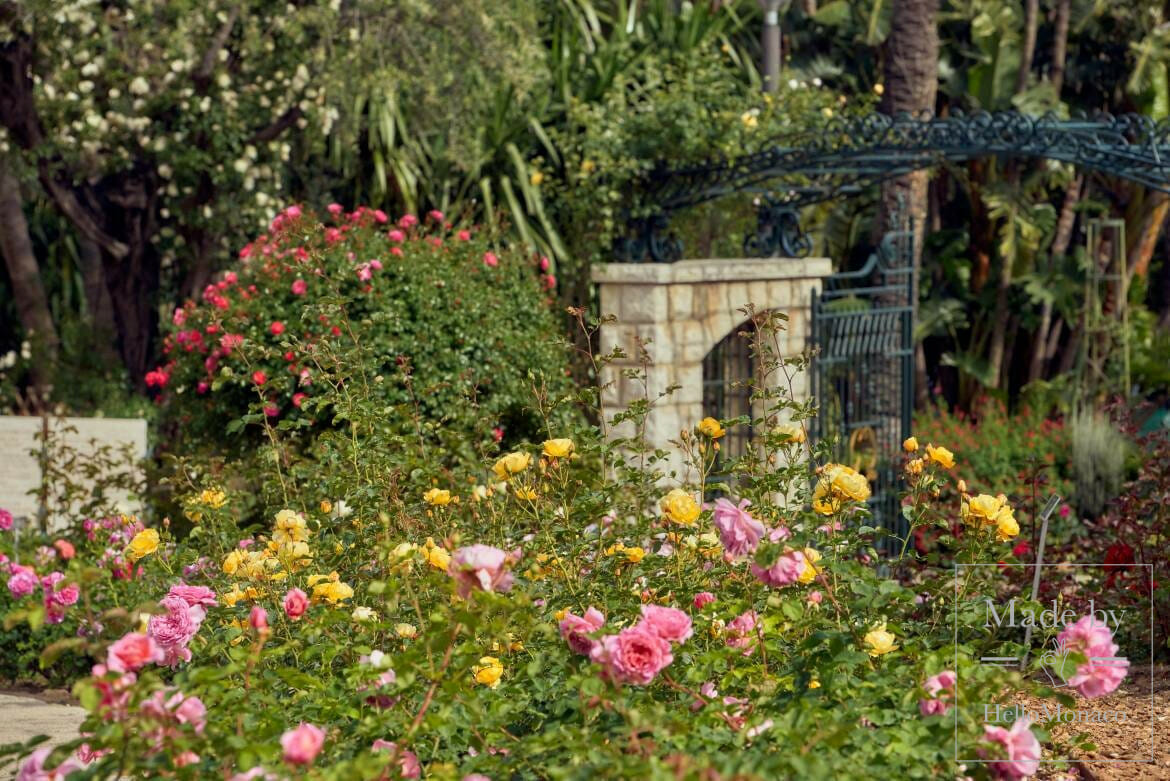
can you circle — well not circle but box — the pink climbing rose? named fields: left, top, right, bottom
left=590, top=625, right=673, bottom=685
left=637, top=605, right=693, bottom=644
left=981, top=718, right=1041, bottom=779
left=559, top=607, right=606, bottom=656
left=447, top=545, right=517, bottom=598
left=919, top=670, right=956, bottom=716
left=107, top=632, right=166, bottom=673
left=1056, top=615, right=1129, bottom=698
left=711, top=498, right=764, bottom=557
left=281, top=723, right=325, bottom=765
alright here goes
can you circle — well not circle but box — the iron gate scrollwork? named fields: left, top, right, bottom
left=810, top=222, right=915, bottom=550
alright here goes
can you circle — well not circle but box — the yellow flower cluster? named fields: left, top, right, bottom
left=308, top=571, right=355, bottom=604
left=604, top=543, right=646, bottom=564
left=925, top=444, right=955, bottom=469
left=222, top=509, right=314, bottom=583
left=812, top=464, right=871, bottom=515
left=962, top=493, right=1019, bottom=542
left=659, top=488, right=701, bottom=525
left=797, top=547, right=822, bottom=585
left=776, top=422, right=806, bottom=443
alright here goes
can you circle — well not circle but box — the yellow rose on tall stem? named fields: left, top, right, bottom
left=925, top=444, right=955, bottom=469
left=542, top=438, right=574, bottom=459
left=659, top=488, right=701, bottom=525
left=127, top=528, right=160, bottom=561
left=423, top=488, right=452, bottom=506
left=696, top=417, right=726, bottom=439
left=492, top=451, right=532, bottom=481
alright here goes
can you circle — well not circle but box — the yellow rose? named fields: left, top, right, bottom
left=905, top=458, right=924, bottom=475
left=963, top=494, right=1005, bottom=527
left=492, top=451, right=532, bottom=481
left=127, top=528, right=160, bottom=561
left=829, top=465, right=871, bottom=502
left=542, top=438, right=574, bottom=459
left=319, top=499, right=332, bottom=514
left=529, top=171, right=544, bottom=186
left=554, top=607, right=569, bottom=622
left=199, top=488, right=227, bottom=509
left=797, top=548, right=822, bottom=584
left=513, top=487, right=538, bottom=501
left=776, top=422, right=806, bottom=443
left=696, top=417, right=726, bottom=439
left=863, top=623, right=898, bottom=657
left=392, top=542, right=417, bottom=559
left=659, top=488, right=701, bottom=525
left=222, top=549, right=244, bottom=575
left=473, top=656, right=504, bottom=688
left=902, top=437, right=919, bottom=453
left=811, top=480, right=837, bottom=515
left=351, top=606, right=377, bottom=622
left=995, top=506, right=1020, bottom=542
left=925, top=444, right=955, bottom=469
left=423, top=488, right=452, bottom=506
left=395, top=623, right=418, bottom=639
left=423, top=537, right=452, bottom=571
left=622, top=546, right=646, bottom=564
left=312, top=579, right=354, bottom=605
left=222, top=584, right=258, bottom=607
left=274, top=509, right=309, bottom=543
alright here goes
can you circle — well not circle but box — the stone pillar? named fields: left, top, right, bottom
left=592, top=257, right=832, bottom=480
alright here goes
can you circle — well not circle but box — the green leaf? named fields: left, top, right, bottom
left=40, top=638, right=86, bottom=669
left=812, top=1, right=851, bottom=27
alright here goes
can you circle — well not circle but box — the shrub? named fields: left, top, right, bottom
left=149, top=205, right=575, bottom=492
left=1, top=316, right=1132, bottom=779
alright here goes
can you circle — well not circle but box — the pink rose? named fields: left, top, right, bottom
left=327, top=203, right=343, bottom=215
left=725, top=610, right=759, bottom=656
left=919, top=670, right=956, bottom=716
left=398, top=214, right=418, bottom=229
left=482, top=252, right=498, bottom=268
left=1056, top=615, right=1129, bottom=698
left=281, top=723, right=325, bottom=765
left=807, top=590, right=823, bottom=605
left=981, top=718, right=1041, bottom=779
left=250, top=605, right=269, bottom=631
left=284, top=588, right=309, bottom=620
left=7, top=565, right=38, bottom=598
left=590, top=625, right=673, bottom=685
left=457, top=230, right=471, bottom=241
left=447, top=545, right=517, bottom=598
left=692, top=591, right=716, bottom=610
left=16, top=747, right=86, bottom=781
left=291, top=279, right=308, bottom=296
left=167, top=584, right=217, bottom=616
left=559, top=607, right=605, bottom=656
left=148, top=595, right=199, bottom=665
left=107, top=632, right=165, bottom=673
left=750, top=549, right=806, bottom=587
left=637, top=605, right=693, bottom=644
left=388, top=229, right=405, bottom=243
left=711, top=498, right=764, bottom=557
left=53, top=539, right=75, bottom=560
left=173, top=694, right=207, bottom=733
left=0, top=509, right=11, bottom=531
left=372, top=740, right=421, bottom=778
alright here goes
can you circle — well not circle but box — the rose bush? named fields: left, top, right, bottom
left=0, top=250, right=1131, bottom=780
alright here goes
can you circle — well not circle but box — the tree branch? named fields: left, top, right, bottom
left=194, top=5, right=240, bottom=91
left=248, top=106, right=303, bottom=143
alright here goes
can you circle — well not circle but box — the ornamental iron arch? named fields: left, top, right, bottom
left=613, top=110, right=1170, bottom=263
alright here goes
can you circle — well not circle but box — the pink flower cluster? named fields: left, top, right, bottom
left=40, top=571, right=80, bottom=624
left=0, top=508, right=12, bottom=531
left=147, top=585, right=216, bottom=667
left=447, top=545, right=519, bottom=599
left=282, top=723, right=325, bottom=765
left=1055, top=615, right=1129, bottom=698
left=586, top=605, right=692, bottom=685
left=559, top=607, right=606, bottom=656
left=85, top=515, right=147, bottom=579
left=725, top=610, right=760, bottom=656
left=918, top=670, right=956, bottom=716
left=137, top=688, right=208, bottom=766
left=981, top=718, right=1041, bottom=780
left=16, top=746, right=88, bottom=781
left=372, top=740, right=421, bottom=779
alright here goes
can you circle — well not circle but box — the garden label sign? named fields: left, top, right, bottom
left=0, top=415, right=147, bottom=530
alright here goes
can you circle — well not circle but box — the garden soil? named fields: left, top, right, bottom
left=1034, top=664, right=1170, bottom=780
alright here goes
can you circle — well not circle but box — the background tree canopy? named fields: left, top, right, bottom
left=3, top=0, right=1170, bottom=416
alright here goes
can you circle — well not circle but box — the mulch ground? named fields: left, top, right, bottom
left=1031, top=664, right=1170, bottom=780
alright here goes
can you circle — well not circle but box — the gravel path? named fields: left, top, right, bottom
left=0, top=692, right=86, bottom=780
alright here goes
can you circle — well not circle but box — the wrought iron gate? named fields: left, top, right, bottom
left=809, top=225, right=915, bottom=549
left=702, top=319, right=758, bottom=491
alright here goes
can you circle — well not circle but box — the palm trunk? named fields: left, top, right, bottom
left=0, top=163, right=58, bottom=389
left=1016, top=0, right=1039, bottom=93
left=1051, top=0, right=1071, bottom=96
left=1127, top=191, right=1169, bottom=281
left=1028, top=175, right=1082, bottom=383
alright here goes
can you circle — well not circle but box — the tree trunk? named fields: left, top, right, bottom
left=986, top=251, right=1014, bottom=388
left=1028, top=175, right=1082, bottom=383
left=1127, top=191, right=1169, bottom=281
left=78, top=236, right=119, bottom=362
left=1051, top=0, right=1071, bottom=96
left=0, top=163, right=57, bottom=384
left=1016, top=0, right=1039, bottom=94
